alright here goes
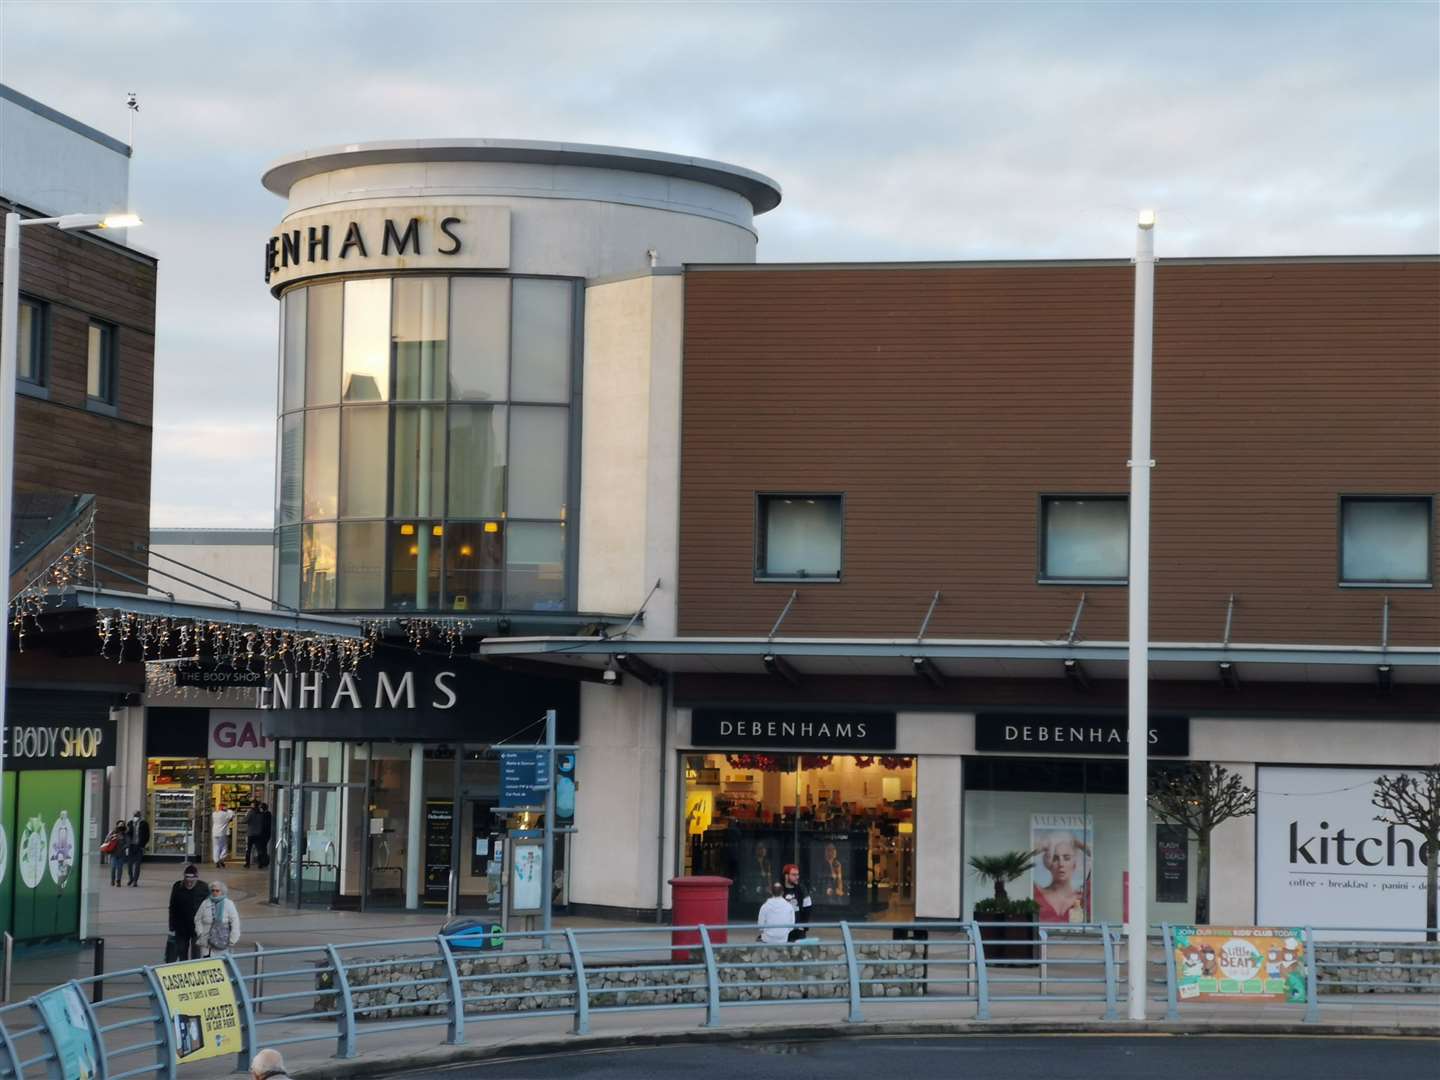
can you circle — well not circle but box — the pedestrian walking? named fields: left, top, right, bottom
left=194, top=880, right=241, bottom=956
left=244, top=804, right=264, bottom=868
left=125, top=810, right=150, bottom=886
left=757, top=882, right=795, bottom=944
left=212, top=805, right=236, bottom=869
left=258, top=802, right=274, bottom=869
left=102, top=820, right=126, bottom=886
left=168, top=864, right=208, bottom=962
left=780, top=863, right=813, bottom=942
left=249, top=1048, right=292, bottom=1080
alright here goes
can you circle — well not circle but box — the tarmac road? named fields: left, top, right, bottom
left=402, top=1034, right=1439, bottom=1080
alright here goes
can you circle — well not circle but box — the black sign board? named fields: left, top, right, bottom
left=499, top=751, right=550, bottom=809
left=1155, top=824, right=1190, bottom=903
left=690, top=709, right=896, bottom=751
left=974, top=714, right=1189, bottom=757
left=175, top=667, right=267, bottom=690
left=5, top=690, right=118, bottom=769
left=423, top=801, right=454, bottom=904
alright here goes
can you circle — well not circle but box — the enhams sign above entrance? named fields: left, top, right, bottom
left=264, top=205, right=511, bottom=293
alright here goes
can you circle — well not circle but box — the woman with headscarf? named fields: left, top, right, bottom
left=194, top=879, right=241, bottom=956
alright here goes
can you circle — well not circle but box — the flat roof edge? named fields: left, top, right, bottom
left=0, top=83, right=131, bottom=157
left=688, top=254, right=1440, bottom=272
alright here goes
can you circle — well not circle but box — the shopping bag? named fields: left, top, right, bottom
left=164, top=934, right=178, bottom=964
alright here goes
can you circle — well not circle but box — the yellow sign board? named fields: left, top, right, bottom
left=155, top=959, right=242, bottom=1063
left=1173, top=925, right=1308, bottom=1003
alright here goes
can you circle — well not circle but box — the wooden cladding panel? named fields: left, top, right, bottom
left=678, top=262, right=1440, bottom=647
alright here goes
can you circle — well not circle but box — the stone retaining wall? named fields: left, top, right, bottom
left=1315, top=945, right=1439, bottom=995
left=317, top=942, right=931, bottom=1020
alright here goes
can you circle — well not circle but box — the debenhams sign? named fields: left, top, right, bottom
left=264, top=205, right=510, bottom=293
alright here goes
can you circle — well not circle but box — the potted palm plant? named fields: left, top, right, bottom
left=968, top=850, right=1040, bottom=963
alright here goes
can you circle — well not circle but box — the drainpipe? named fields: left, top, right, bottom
left=655, top=673, right=670, bottom=923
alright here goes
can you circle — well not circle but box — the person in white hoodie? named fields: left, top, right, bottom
left=757, top=883, right=795, bottom=944
left=195, top=880, right=241, bottom=956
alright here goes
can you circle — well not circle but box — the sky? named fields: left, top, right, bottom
left=1, top=1, right=1436, bottom=528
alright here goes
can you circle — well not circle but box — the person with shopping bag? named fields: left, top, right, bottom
left=194, top=880, right=241, bottom=957
left=101, top=820, right=126, bottom=887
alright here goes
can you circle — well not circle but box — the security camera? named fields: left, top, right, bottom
left=602, top=668, right=618, bottom=684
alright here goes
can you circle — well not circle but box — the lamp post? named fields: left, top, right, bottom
left=1127, top=209, right=1156, bottom=1020
left=0, top=209, right=142, bottom=825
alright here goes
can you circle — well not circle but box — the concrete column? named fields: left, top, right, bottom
left=111, top=705, right=147, bottom=826
left=915, top=755, right=963, bottom=919
left=405, top=743, right=423, bottom=909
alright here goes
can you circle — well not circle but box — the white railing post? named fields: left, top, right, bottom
left=1100, top=924, right=1119, bottom=1020
left=437, top=934, right=465, bottom=1045
left=324, top=945, right=357, bottom=1058
left=563, top=929, right=590, bottom=1036
left=839, top=922, right=864, bottom=1023
left=968, top=920, right=991, bottom=1021
left=697, top=925, right=722, bottom=1028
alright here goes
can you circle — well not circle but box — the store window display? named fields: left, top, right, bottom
left=682, top=753, right=916, bottom=921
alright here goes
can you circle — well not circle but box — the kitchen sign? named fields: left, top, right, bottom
left=974, top=714, right=1190, bottom=757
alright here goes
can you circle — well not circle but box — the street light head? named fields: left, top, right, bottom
left=51, top=213, right=142, bottom=231
left=100, top=213, right=143, bottom=230
left=1137, top=209, right=1157, bottom=229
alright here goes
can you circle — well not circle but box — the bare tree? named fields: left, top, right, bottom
left=1148, top=763, right=1256, bottom=924
left=1372, top=764, right=1440, bottom=942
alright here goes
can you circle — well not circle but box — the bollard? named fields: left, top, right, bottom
left=92, top=938, right=105, bottom=1003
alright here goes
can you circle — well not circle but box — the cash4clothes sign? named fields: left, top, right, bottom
left=155, top=959, right=242, bottom=1063
left=1172, top=926, right=1308, bottom=1004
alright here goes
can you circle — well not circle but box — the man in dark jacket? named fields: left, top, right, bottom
left=125, top=810, right=150, bottom=886
left=780, top=863, right=813, bottom=942
left=244, top=804, right=264, bottom=868
left=168, top=865, right=208, bottom=960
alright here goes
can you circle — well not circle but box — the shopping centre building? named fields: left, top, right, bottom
left=137, top=138, right=1437, bottom=930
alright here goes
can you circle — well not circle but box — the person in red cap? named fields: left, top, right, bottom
left=780, top=863, right=812, bottom=941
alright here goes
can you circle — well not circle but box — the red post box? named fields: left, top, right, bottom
left=669, top=876, right=732, bottom=962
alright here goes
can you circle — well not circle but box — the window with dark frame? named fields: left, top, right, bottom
left=756, top=493, right=843, bottom=580
left=1040, top=495, right=1129, bottom=583
left=17, top=297, right=47, bottom=386
left=86, top=320, right=117, bottom=404
left=1339, top=496, right=1433, bottom=585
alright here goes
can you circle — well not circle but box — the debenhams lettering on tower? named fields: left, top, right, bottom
left=263, top=206, right=510, bottom=292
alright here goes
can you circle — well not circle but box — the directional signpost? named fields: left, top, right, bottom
left=495, top=710, right=575, bottom=941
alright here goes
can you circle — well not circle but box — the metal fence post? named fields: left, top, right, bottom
left=1100, top=923, right=1119, bottom=1021
left=696, top=925, right=722, bottom=1028
left=223, top=953, right=259, bottom=1073
left=91, top=939, right=105, bottom=1003
left=323, top=945, right=357, bottom=1059
left=142, top=965, right=179, bottom=1080
left=2, top=932, right=11, bottom=1003
left=0, top=1004, right=23, bottom=1080
left=968, top=920, right=990, bottom=1021
left=562, top=929, right=589, bottom=1036
left=437, top=935, right=465, bottom=1045
left=1161, top=924, right=1179, bottom=1021
left=1038, top=926, right=1048, bottom=994
left=838, top=922, right=864, bottom=1023
left=1303, top=927, right=1319, bottom=1023
left=253, top=943, right=265, bottom=1015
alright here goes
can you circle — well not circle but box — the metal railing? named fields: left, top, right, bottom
left=0, top=921, right=1434, bottom=1078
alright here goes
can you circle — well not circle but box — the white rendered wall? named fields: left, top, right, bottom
left=148, top=536, right=274, bottom=606
left=0, top=94, right=130, bottom=219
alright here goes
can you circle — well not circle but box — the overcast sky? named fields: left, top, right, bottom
left=3, top=1, right=1436, bottom=528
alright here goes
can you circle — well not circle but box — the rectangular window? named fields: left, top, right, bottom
left=276, top=525, right=301, bottom=610
left=392, top=277, right=447, bottom=400
left=1340, top=497, right=1432, bottom=585
left=306, top=282, right=342, bottom=405
left=301, top=522, right=337, bottom=610
left=338, top=521, right=386, bottom=609
left=756, top=494, right=843, bottom=580
left=282, top=288, right=307, bottom=412
left=1040, top=496, right=1128, bottom=582
left=340, top=406, right=388, bottom=518
left=86, top=321, right=117, bottom=404
left=392, top=405, right=446, bottom=517
left=278, top=413, right=304, bottom=524
left=302, top=408, right=339, bottom=520
left=443, top=521, right=504, bottom=611
left=18, top=297, right=46, bottom=385
left=447, top=404, right=506, bottom=518
left=506, top=522, right=565, bottom=611
left=388, top=521, right=442, bottom=610
left=510, top=279, right=572, bottom=403
left=448, top=277, right=509, bottom=401
left=342, top=278, right=391, bottom=401
left=507, top=405, right=567, bottom=519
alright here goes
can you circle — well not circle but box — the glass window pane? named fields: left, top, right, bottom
left=761, top=496, right=842, bottom=577
left=303, top=408, right=339, bottom=519
left=388, top=521, right=442, bottom=611
left=276, top=525, right=300, bottom=610
left=1044, top=498, right=1128, bottom=580
left=392, top=406, right=446, bottom=517
left=340, top=406, right=387, bottom=518
left=1342, top=499, right=1430, bottom=582
left=278, top=413, right=304, bottom=524
left=338, top=521, right=386, bottom=609
left=508, top=406, right=567, bottom=519
left=444, top=521, right=504, bottom=612
left=447, top=404, right=507, bottom=518
left=510, top=279, right=571, bottom=402
left=282, top=288, right=307, bottom=412
left=393, top=277, right=447, bottom=400
left=506, top=522, right=565, bottom=611
left=449, top=278, right=509, bottom=401
left=342, top=278, right=391, bottom=401
left=86, top=324, right=104, bottom=398
left=301, top=523, right=337, bottom=610
left=18, top=302, right=37, bottom=382
left=306, top=282, right=342, bottom=406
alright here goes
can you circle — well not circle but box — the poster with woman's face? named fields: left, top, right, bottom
left=1030, top=814, right=1093, bottom=924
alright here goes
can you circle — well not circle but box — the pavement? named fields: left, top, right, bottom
left=6, top=864, right=1437, bottom=1078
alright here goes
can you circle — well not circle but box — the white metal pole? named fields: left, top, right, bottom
left=1127, top=211, right=1156, bottom=1020
left=541, top=708, right=556, bottom=938
left=0, top=212, right=22, bottom=827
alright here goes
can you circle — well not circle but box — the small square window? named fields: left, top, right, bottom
left=17, top=297, right=46, bottom=386
left=1340, top=497, right=1432, bottom=585
left=756, top=494, right=843, bottom=580
left=1040, top=496, right=1129, bottom=582
left=86, top=321, right=117, bottom=404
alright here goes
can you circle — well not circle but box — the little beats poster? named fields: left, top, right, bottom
left=1173, top=926, right=1307, bottom=1003
left=155, top=958, right=242, bottom=1062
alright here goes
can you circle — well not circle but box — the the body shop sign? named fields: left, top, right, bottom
left=7, top=722, right=116, bottom=769
left=1257, top=766, right=1430, bottom=937
left=208, top=713, right=272, bottom=761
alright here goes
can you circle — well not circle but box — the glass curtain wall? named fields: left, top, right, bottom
left=274, top=274, right=577, bottom=613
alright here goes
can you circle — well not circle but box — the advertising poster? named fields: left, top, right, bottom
left=510, top=842, right=544, bottom=913
left=1155, top=824, right=1189, bottom=904
left=736, top=831, right=781, bottom=905
left=36, top=984, right=99, bottom=1080
left=13, top=771, right=83, bottom=940
left=1172, top=925, right=1307, bottom=1003
left=155, top=959, right=242, bottom=1063
left=1030, top=813, right=1093, bottom=923
left=1256, top=766, right=1427, bottom=935
left=423, top=801, right=454, bottom=905
left=684, top=791, right=713, bottom=836
left=0, top=772, right=14, bottom=938
left=805, top=833, right=867, bottom=916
